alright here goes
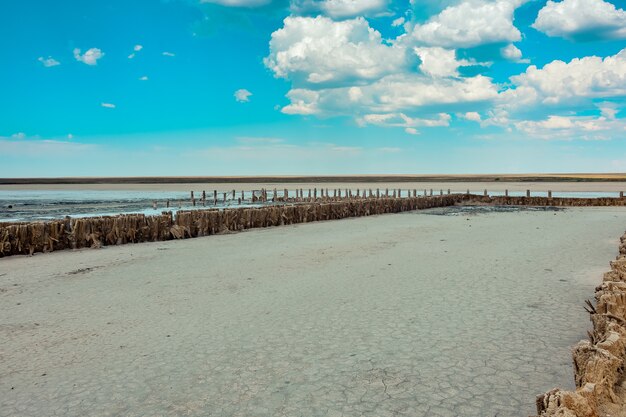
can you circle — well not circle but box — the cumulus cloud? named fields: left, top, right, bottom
left=281, top=74, right=499, bottom=115
left=234, top=88, right=253, bottom=102
left=409, top=0, right=524, bottom=48
left=319, top=0, right=388, bottom=18
left=500, top=44, right=529, bottom=63
left=358, top=112, right=451, bottom=133
left=73, top=48, right=104, bottom=65
left=502, top=48, right=626, bottom=106
left=289, top=0, right=389, bottom=18
left=532, top=0, right=626, bottom=41
left=514, top=114, right=626, bottom=140
left=414, top=46, right=474, bottom=77
left=162, top=51, right=176, bottom=57
left=38, top=56, right=60, bottom=67
left=392, top=16, right=405, bottom=27
left=264, top=16, right=407, bottom=87
left=101, top=103, right=116, bottom=109
left=461, top=111, right=482, bottom=122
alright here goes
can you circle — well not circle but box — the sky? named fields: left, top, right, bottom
left=1, top=0, right=626, bottom=176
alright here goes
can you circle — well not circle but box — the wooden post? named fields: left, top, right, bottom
left=385, top=188, right=389, bottom=197
left=166, top=200, right=170, bottom=208
left=440, top=189, right=443, bottom=196
left=152, top=201, right=157, bottom=210
left=214, top=190, right=217, bottom=205
left=238, top=198, right=242, bottom=205
left=447, top=189, right=450, bottom=195
left=621, top=191, right=624, bottom=198
left=356, top=189, right=360, bottom=198
left=484, top=189, right=488, bottom=196
left=548, top=190, right=552, bottom=198
left=308, top=189, right=311, bottom=199
left=413, top=189, right=416, bottom=197
left=273, top=188, right=277, bottom=202
left=284, top=189, right=289, bottom=200
left=526, top=189, right=530, bottom=197
left=505, top=189, right=508, bottom=197
left=223, top=192, right=226, bottom=203
left=424, top=189, right=427, bottom=196
left=466, top=189, right=470, bottom=195
left=241, top=190, right=244, bottom=201
left=202, top=190, right=206, bottom=202
left=232, top=190, right=236, bottom=199
left=377, top=188, right=380, bottom=198
left=429, top=189, right=433, bottom=196
left=392, top=190, right=396, bottom=198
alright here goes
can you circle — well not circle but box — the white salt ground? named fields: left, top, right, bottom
left=1, top=207, right=626, bottom=417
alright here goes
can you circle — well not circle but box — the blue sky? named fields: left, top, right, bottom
left=1, top=0, right=625, bottom=176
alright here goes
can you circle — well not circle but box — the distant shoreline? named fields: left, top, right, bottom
left=1, top=173, right=626, bottom=184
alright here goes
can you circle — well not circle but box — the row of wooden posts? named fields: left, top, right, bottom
left=160, top=188, right=626, bottom=209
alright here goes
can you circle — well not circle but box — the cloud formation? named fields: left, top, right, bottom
left=73, top=48, right=104, bottom=65
left=409, top=0, right=524, bottom=48
left=38, top=56, right=60, bottom=67
left=265, top=16, right=407, bottom=86
left=234, top=88, right=253, bottom=102
left=503, top=47, right=626, bottom=106
left=532, top=0, right=626, bottom=41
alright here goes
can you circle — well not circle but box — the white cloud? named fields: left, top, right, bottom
left=128, top=45, right=143, bottom=59
left=409, top=0, right=524, bottom=48
left=405, top=127, right=419, bottom=135
left=462, top=111, right=482, bottom=122
left=67, top=134, right=74, bottom=140
left=265, top=16, right=407, bottom=87
left=414, top=46, right=474, bottom=77
left=162, top=52, right=176, bottom=57
left=392, top=16, right=405, bottom=27
left=234, top=88, right=253, bottom=102
left=319, top=0, right=388, bottom=18
left=101, top=103, right=116, bottom=109
left=281, top=74, right=499, bottom=115
left=514, top=114, right=626, bottom=140
left=11, top=132, right=26, bottom=140
left=358, top=112, right=451, bottom=132
left=501, top=44, right=529, bottom=63
left=73, top=48, right=104, bottom=65
left=532, top=0, right=626, bottom=41
left=139, top=76, right=149, bottom=81
left=38, top=56, right=60, bottom=67
left=502, top=48, right=626, bottom=106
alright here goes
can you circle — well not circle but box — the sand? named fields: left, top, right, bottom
left=1, top=207, right=626, bottom=417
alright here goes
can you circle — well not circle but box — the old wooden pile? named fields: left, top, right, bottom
left=535, top=232, right=626, bottom=417
left=0, top=195, right=465, bottom=257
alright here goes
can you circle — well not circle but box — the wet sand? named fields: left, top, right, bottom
left=1, top=207, right=626, bottom=416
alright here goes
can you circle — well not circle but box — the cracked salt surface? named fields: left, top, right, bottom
left=1, top=207, right=626, bottom=417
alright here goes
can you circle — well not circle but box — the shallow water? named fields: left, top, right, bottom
left=0, top=189, right=620, bottom=222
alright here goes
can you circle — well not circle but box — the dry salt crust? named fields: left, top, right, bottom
left=1, top=207, right=626, bottom=417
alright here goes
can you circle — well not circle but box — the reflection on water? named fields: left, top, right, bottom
left=0, top=189, right=622, bottom=222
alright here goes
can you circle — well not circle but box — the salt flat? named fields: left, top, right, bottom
left=1, top=207, right=625, bottom=417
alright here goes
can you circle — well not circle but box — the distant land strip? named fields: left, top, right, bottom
left=1, top=174, right=626, bottom=184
